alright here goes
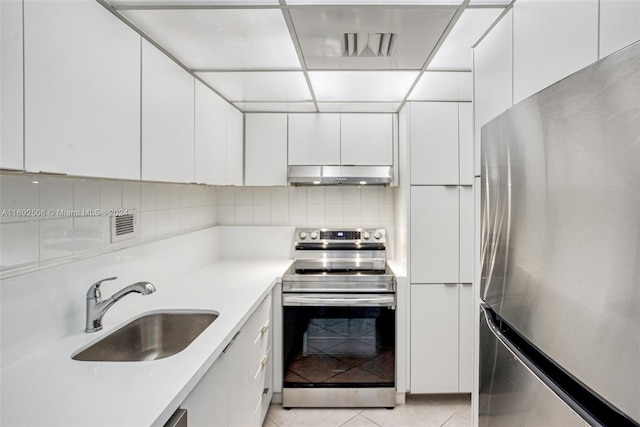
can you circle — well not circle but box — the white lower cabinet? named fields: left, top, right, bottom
left=182, top=293, right=272, bottom=427
left=410, top=283, right=472, bottom=393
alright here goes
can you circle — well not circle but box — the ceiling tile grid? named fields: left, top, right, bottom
left=107, top=0, right=509, bottom=111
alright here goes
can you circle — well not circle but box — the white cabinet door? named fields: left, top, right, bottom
left=458, top=282, right=473, bottom=393
left=340, top=114, right=393, bottom=166
left=459, top=185, right=474, bottom=283
left=473, top=9, right=513, bottom=178
left=458, top=104, right=473, bottom=185
left=411, top=186, right=459, bottom=284
left=288, top=114, right=340, bottom=166
left=513, top=0, right=598, bottom=104
left=1, top=0, right=23, bottom=170
left=410, top=103, right=459, bottom=185
left=225, top=104, right=244, bottom=186
left=245, top=114, right=288, bottom=186
left=182, top=353, right=230, bottom=427
left=194, top=80, right=227, bottom=185
left=141, top=40, right=194, bottom=183
left=410, top=283, right=459, bottom=393
left=23, top=0, right=140, bottom=179
left=599, top=0, right=640, bottom=58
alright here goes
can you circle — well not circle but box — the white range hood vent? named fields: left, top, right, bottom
left=288, top=165, right=393, bottom=186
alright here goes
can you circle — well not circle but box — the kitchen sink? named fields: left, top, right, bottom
left=72, top=311, right=218, bottom=362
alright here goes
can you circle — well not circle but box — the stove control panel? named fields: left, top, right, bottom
left=296, top=228, right=385, bottom=244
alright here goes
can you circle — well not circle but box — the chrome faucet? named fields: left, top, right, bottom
left=85, top=276, right=156, bottom=333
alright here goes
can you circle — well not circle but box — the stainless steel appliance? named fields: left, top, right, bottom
left=282, top=228, right=396, bottom=408
left=480, top=42, right=640, bottom=426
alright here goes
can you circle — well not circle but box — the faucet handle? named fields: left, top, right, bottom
left=87, top=276, right=118, bottom=299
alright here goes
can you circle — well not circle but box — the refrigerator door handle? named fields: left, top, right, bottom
left=481, top=304, right=639, bottom=427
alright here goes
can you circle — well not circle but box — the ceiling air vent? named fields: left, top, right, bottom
left=343, top=33, right=397, bottom=57
left=110, top=210, right=138, bottom=243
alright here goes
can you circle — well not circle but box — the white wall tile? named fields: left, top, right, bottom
left=170, top=208, right=182, bottom=233
left=139, top=210, right=157, bottom=241
left=324, top=187, right=343, bottom=204
left=100, top=180, right=122, bottom=210
left=122, top=182, right=141, bottom=211
left=270, top=204, right=289, bottom=225
left=270, top=187, right=289, bottom=205
left=73, top=216, right=101, bottom=256
left=342, top=187, right=361, bottom=205
left=170, top=184, right=182, bottom=209
left=289, top=204, right=307, bottom=226
left=380, top=187, right=394, bottom=204
left=289, top=187, right=307, bottom=205
left=362, top=204, right=380, bottom=223
left=307, top=187, right=325, bottom=204
left=361, top=186, right=380, bottom=204
left=217, top=187, right=235, bottom=205
left=0, top=221, right=39, bottom=269
left=252, top=205, right=271, bottom=224
left=39, top=178, right=73, bottom=215
left=156, top=184, right=171, bottom=210
left=251, top=187, right=269, bottom=205
left=140, top=183, right=157, bottom=211
left=0, top=176, right=39, bottom=223
left=181, top=185, right=195, bottom=208
left=325, top=204, right=344, bottom=227
left=217, top=205, right=235, bottom=225
left=156, top=210, right=171, bottom=236
left=235, top=187, right=253, bottom=205
left=40, top=218, right=74, bottom=263
left=235, top=205, right=252, bottom=225
left=307, top=205, right=325, bottom=227
left=74, top=180, right=100, bottom=213
left=343, top=204, right=362, bottom=227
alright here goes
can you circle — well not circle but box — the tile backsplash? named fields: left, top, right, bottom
left=216, top=186, right=395, bottom=229
left=0, top=174, right=217, bottom=276
left=0, top=175, right=396, bottom=276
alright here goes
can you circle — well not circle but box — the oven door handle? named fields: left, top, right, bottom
left=283, top=294, right=395, bottom=307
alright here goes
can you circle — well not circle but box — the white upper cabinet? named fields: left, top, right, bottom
left=245, top=114, right=288, bottom=186
left=141, top=40, right=195, bottom=183
left=599, top=0, right=640, bottom=58
left=1, top=0, right=23, bottom=170
left=340, top=114, right=393, bottom=166
left=473, top=9, right=513, bottom=177
left=409, top=102, right=459, bottom=185
left=513, top=0, right=599, bottom=104
left=288, top=114, right=341, bottom=166
left=225, top=104, right=244, bottom=186
left=194, top=80, right=227, bottom=185
left=23, top=0, right=141, bottom=179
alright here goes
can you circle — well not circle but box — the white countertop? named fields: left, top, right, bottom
left=1, top=259, right=292, bottom=427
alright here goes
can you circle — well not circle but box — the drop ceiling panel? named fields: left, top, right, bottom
left=289, top=6, right=458, bottom=69
left=317, top=102, right=400, bottom=112
left=233, top=102, right=317, bottom=112
left=309, top=71, right=418, bottom=101
left=197, top=71, right=311, bottom=101
left=427, top=8, right=503, bottom=70
left=119, top=9, right=300, bottom=70
left=408, top=71, right=472, bottom=101
left=286, top=1, right=462, bottom=4
left=108, top=0, right=280, bottom=6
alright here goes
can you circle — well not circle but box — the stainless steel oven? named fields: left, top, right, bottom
left=281, top=228, right=396, bottom=408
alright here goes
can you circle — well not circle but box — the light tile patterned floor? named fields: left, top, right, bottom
left=263, top=394, right=471, bottom=427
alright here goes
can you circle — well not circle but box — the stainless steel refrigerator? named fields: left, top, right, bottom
left=479, top=42, right=640, bottom=426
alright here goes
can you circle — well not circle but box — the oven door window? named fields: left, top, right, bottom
left=283, top=305, right=395, bottom=388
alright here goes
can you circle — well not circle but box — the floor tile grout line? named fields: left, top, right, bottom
left=359, top=411, right=384, bottom=427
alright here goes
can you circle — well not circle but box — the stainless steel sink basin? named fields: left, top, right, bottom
left=72, top=311, right=218, bottom=362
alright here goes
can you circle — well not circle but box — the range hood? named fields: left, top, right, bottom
left=287, top=165, right=393, bottom=186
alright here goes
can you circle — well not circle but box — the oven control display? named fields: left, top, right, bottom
left=320, top=230, right=361, bottom=240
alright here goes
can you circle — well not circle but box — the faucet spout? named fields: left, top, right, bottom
left=85, top=277, right=156, bottom=333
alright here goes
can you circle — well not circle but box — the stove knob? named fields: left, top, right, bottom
left=363, top=231, right=371, bottom=240
left=310, top=231, right=319, bottom=240
left=374, top=230, right=383, bottom=240
left=299, top=231, right=307, bottom=240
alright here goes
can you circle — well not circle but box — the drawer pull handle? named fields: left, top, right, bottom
left=262, top=387, right=269, bottom=397
left=260, top=320, right=270, bottom=334
left=261, top=355, right=269, bottom=366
